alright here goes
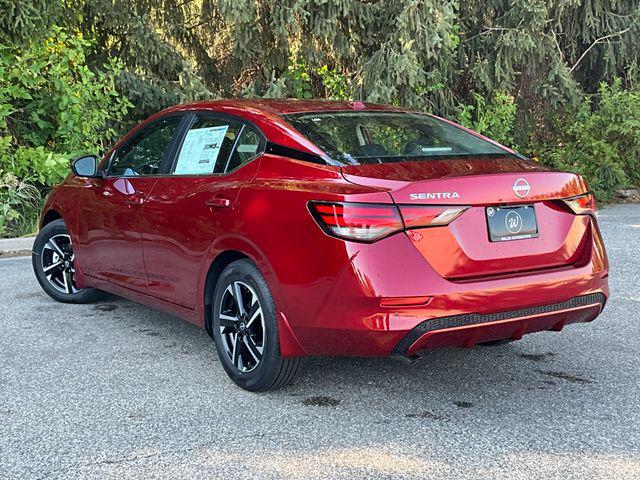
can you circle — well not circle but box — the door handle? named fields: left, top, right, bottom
left=205, top=198, right=231, bottom=208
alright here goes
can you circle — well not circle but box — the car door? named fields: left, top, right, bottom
left=75, top=115, right=186, bottom=291
left=141, top=113, right=265, bottom=308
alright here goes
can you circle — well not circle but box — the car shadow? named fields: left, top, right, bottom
left=87, top=294, right=590, bottom=407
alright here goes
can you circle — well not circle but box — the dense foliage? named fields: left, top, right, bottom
left=537, top=80, right=640, bottom=200
left=0, top=0, right=639, bottom=236
left=0, top=27, right=130, bottom=235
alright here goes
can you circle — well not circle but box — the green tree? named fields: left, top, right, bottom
left=0, top=27, right=130, bottom=235
left=0, top=0, right=639, bottom=237
left=3, top=0, right=637, bottom=123
left=537, top=79, right=640, bottom=200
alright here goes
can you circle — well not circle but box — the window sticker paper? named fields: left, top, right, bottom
left=174, top=125, right=229, bottom=174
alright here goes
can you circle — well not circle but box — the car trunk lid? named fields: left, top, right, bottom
left=341, top=158, right=592, bottom=280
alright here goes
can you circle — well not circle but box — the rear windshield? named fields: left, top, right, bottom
left=284, top=111, right=514, bottom=165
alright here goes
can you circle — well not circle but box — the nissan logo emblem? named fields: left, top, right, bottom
left=513, top=178, right=531, bottom=198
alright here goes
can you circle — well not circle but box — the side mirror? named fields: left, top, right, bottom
left=71, top=154, right=100, bottom=178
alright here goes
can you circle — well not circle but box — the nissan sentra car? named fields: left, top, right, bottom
left=32, top=99, right=609, bottom=391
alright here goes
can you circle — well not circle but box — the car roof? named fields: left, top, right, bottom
left=167, top=98, right=410, bottom=115
left=115, top=99, right=419, bottom=164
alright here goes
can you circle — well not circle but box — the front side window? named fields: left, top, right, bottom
left=284, top=111, right=514, bottom=165
left=173, top=117, right=243, bottom=175
left=109, top=117, right=181, bottom=176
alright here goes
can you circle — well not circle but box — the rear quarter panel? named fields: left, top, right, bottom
left=201, top=155, right=389, bottom=337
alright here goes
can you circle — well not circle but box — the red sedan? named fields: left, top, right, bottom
left=32, top=99, right=609, bottom=391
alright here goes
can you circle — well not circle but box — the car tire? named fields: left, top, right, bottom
left=211, top=259, right=302, bottom=391
left=32, top=219, right=103, bottom=304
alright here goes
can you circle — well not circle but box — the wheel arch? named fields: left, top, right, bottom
left=203, top=250, right=250, bottom=337
left=41, top=209, right=63, bottom=229
left=201, top=241, right=307, bottom=357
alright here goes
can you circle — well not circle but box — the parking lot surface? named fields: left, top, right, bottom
left=1, top=203, right=639, bottom=479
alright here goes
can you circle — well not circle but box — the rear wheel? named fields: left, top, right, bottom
left=211, top=259, right=301, bottom=391
left=32, top=219, right=103, bottom=303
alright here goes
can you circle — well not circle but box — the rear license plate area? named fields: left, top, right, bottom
left=486, top=205, right=538, bottom=242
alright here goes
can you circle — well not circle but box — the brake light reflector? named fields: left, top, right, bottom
left=562, top=193, right=596, bottom=214
left=308, top=202, right=403, bottom=242
left=399, top=205, right=469, bottom=229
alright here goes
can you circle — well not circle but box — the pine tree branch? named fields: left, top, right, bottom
left=463, top=19, right=524, bottom=42
left=551, top=30, right=564, bottom=63
left=569, top=27, right=632, bottom=73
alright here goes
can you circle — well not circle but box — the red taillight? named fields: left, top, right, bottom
left=562, top=192, right=597, bottom=214
left=309, top=202, right=468, bottom=242
left=399, top=205, right=469, bottom=229
left=308, top=202, right=403, bottom=242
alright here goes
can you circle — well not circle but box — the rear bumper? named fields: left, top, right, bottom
left=392, top=292, right=606, bottom=356
left=281, top=218, right=609, bottom=357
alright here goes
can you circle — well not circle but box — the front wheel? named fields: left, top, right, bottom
left=211, top=259, right=301, bottom=391
left=32, top=219, right=103, bottom=303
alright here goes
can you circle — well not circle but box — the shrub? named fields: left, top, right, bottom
left=0, top=172, right=41, bottom=237
left=537, top=79, right=640, bottom=200
left=458, top=83, right=640, bottom=202
left=458, top=91, right=518, bottom=149
left=0, top=27, right=131, bottom=236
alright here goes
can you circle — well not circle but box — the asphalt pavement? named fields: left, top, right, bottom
left=1, top=204, right=639, bottom=479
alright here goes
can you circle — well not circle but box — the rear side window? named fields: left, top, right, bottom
left=284, top=111, right=513, bottom=165
left=109, top=117, right=181, bottom=176
left=226, top=126, right=262, bottom=172
left=173, top=117, right=243, bottom=175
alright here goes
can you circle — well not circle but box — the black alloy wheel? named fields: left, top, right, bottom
left=32, top=219, right=103, bottom=303
left=212, top=259, right=301, bottom=391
